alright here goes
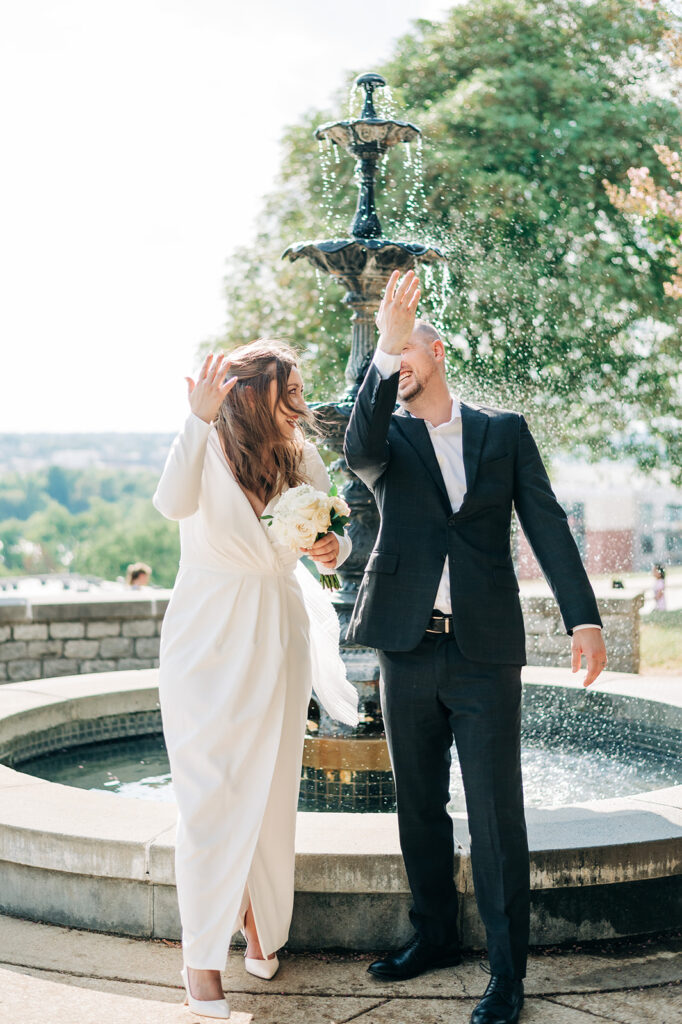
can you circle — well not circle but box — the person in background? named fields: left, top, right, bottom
left=653, top=564, right=667, bottom=611
left=125, top=562, right=152, bottom=588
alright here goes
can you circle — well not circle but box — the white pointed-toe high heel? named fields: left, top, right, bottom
left=180, top=966, right=230, bottom=1019
left=244, top=952, right=279, bottom=980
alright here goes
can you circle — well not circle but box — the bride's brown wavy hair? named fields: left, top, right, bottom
left=215, top=340, right=314, bottom=505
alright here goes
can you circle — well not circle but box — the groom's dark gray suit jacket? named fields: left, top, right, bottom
left=343, top=364, right=601, bottom=663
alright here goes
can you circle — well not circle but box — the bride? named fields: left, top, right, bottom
left=154, top=342, right=358, bottom=1019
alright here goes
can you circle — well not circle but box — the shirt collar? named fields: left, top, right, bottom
left=408, top=396, right=461, bottom=430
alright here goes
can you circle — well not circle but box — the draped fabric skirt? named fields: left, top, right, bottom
left=159, top=564, right=312, bottom=969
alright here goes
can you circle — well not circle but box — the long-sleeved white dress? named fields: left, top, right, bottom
left=153, top=413, right=358, bottom=969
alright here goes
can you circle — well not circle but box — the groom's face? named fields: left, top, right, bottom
left=398, top=330, right=440, bottom=403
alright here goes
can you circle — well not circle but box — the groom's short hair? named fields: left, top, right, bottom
left=414, top=320, right=442, bottom=345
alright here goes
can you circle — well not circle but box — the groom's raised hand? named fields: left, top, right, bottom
left=376, top=269, right=421, bottom=355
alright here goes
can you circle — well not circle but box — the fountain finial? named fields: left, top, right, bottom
left=355, top=72, right=386, bottom=120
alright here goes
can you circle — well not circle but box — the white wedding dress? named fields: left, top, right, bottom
left=153, top=413, right=358, bottom=969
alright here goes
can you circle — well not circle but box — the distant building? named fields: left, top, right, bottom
left=516, top=459, right=682, bottom=578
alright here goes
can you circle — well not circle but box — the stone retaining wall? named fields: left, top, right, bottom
left=0, top=596, right=169, bottom=684
left=0, top=590, right=642, bottom=684
left=523, top=594, right=643, bottom=675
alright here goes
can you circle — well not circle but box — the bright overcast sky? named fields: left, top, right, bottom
left=0, top=0, right=450, bottom=434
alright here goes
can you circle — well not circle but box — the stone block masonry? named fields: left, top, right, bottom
left=0, top=594, right=169, bottom=684
left=0, top=588, right=642, bottom=684
left=522, top=594, right=643, bottom=674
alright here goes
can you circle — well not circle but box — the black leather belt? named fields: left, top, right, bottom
left=425, top=612, right=453, bottom=635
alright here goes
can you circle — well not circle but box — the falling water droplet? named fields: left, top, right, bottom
left=382, top=84, right=397, bottom=120
left=439, top=264, right=452, bottom=320
left=348, top=81, right=359, bottom=117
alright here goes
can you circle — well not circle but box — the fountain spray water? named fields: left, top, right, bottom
left=282, top=74, right=447, bottom=800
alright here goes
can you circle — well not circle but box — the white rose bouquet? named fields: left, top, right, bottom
left=262, top=483, right=351, bottom=590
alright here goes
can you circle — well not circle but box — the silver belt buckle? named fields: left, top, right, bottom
left=429, top=613, right=451, bottom=635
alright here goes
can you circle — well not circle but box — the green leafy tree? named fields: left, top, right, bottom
left=0, top=473, right=47, bottom=520
left=0, top=470, right=181, bottom=586
left=604, top=2, right=682, bottom=301
left=72, top=500, right=180, bottom=588
left=217, top=0, right=682, bottom=478
left=21, top=499, right=85, bottom=571
left=46, top=466, right=71, bottom=509
left=0, top=521, right=28, bottom=574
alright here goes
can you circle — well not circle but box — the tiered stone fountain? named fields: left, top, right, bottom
left=284, top=72, right=445, bottom=807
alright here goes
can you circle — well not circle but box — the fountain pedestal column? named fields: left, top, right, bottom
left=344, top=296, right=377, bottom=392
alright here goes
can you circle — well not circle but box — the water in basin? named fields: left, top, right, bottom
left=18, top=704, right=681, bottom=811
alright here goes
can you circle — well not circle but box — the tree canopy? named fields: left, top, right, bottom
left=218, top=0, right=682, bottom=478
left=0, top=469, right=180, bottom=588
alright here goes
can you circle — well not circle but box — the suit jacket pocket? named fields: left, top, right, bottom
left=493, top=565, right=520, bottom=590
left=365, top=551, right=399, bottom=574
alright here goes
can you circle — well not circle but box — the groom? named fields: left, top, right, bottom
left=343, top=270, right=607, bottom=1024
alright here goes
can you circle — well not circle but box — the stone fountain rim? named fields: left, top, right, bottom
left=0, top=667, right=679, bottom=899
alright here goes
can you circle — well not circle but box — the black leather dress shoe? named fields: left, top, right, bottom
left=367, top=932, right=462, bottom=981
left=470, top=974, right=524, bottom=1024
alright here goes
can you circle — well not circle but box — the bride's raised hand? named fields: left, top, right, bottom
left=185, top=353, right=237, bottom=424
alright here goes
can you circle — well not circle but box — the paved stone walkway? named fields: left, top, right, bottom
left=0, top=916, right=679, bottom=1023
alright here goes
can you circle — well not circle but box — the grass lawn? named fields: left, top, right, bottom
left=640, top=610, right=682, bottom=675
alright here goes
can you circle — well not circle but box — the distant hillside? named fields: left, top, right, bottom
left=0, top=434, right=175, bottom=474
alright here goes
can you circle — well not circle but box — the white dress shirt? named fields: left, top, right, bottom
left=371, top=348, right=599, bottom=632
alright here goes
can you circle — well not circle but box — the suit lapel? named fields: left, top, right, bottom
left=459, top=402, right=489, bottom=508
left=393, top=410, right=451, bottom=515
left=393, top=401, right=490, bottom=518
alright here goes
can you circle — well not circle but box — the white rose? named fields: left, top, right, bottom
left=268, top=484, right=333, bottom=551
left=330, top=495, right=350, bottom=519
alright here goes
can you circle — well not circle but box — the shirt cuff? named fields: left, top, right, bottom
left=372, top=348, right=402, bottom=380
left=316, top=531, right=351, bottom=574
left=572, top=624, right=602, bottom=632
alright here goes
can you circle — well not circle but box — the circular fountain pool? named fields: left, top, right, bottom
left=0, top=668, right=680, bottom=950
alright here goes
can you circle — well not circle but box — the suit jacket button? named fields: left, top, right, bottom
left=448, top=515, right=457, bottom=525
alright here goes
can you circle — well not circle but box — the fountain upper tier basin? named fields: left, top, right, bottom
left=0, top=668, right=680, bottom=949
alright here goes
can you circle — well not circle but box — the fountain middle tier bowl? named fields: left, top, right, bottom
left=315, top=117, right=419, bottom=155
left=283, top=238, right=445, bottom=299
